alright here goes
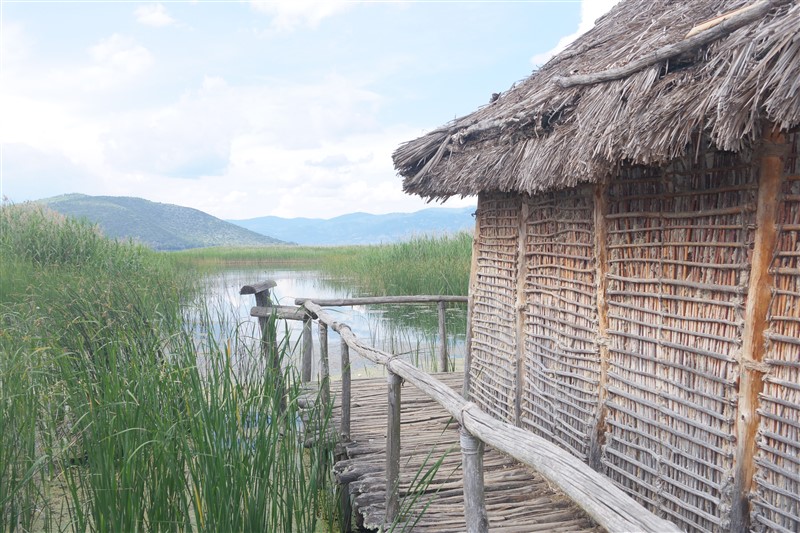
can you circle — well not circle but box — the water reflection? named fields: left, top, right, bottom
left=202, top=268, right=466, bottom=379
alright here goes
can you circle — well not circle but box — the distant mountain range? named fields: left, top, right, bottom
left=228, top=207, right=476, bottom=245
left=37, top=194, right=476, bottom=249
left=40, top=194, right=287, bottom=251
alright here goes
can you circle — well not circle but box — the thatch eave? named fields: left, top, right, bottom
left=394, top=0, right=800, bottom=200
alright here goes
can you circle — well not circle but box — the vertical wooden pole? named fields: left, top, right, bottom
left=437, top=300, right=448, bottom=372
left=730, top=124, right=785, bottom=530
left=460, top=428, right=489, bottom=532
left=256, top=289, right=285, bottom=413
left=514, top=197, right=529, bottom=426
left=589, top=181, right=611, bottom=471
left=463, top=202, right=481, bottom=400
left=340, top=337, right=351, bottom=441
left=385, top=371, right=402, bottom=525
left=302, top=315, right=313, bottom=383
left=318, top=322, right=330, bottom=407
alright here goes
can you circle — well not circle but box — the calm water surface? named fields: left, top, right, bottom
left=202, top=267, right=466, bottom=379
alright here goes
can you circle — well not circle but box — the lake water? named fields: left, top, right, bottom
left=201, top=267, right=467, bottom=379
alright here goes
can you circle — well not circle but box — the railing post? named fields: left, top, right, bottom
left=318, top=322, right=331, bottom=407
left=340, top=338, right=351, bottom=441
left=437, top=300, right=448, bottom=372
left=460, top=428, right=489, bottom=532
left=385, top=371, right=402, bottom=525
left=302, top=315, right=313, bottom=383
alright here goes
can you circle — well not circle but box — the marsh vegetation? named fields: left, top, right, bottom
left=1, top=204, right=472, bottom=532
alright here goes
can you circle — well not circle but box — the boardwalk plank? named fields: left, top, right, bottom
left=329, top=373, right=604, bottom=532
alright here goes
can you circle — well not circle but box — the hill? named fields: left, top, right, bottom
left=228, top=206, right=476, bottom=245
left=40, top=194, right=288, bottom=250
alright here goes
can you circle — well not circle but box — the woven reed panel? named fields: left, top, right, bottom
left=469, top=192, right=520, bottom=423
left=752, top=132, right=800, bottom=533
left=603, top=147, right=756, bottom=533
left=519, top=187, right=600, bottom=461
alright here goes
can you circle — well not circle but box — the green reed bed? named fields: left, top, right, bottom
left=0, top=204, right=336, bottom=532
left=170, top=245, right=355, bottom=269
left=324, top=233, right=472, bottom=297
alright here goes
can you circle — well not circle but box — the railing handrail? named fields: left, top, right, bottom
left=295, top=295, right=468, bottom=306
left=300, top=299, right=682, bottom=533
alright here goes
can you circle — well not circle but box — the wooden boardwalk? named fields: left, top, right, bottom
left=330, top=373, right=603, bottom=532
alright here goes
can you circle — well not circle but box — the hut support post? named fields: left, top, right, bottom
left=514, top=199, right=530, bottom=426
left=463, top=209, right=481, bottom=400
left=302, top=316, right=313, bottom=383
left=460, top=428, right=489, bottom=532
left=730, top=125, right=785, bottom=530
left=385, top=371, right=402, bottom=526
left=340, top=338, right=351, bottom=441
left=319, top=322, right=331, bottom=407
left=438, top=300, right=448, bottom=372
left=589, top=181, right=610, bottom=470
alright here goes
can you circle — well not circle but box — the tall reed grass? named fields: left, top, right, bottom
left=0, top=203, right=337, bottom=532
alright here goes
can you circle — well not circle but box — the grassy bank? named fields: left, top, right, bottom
left=0, top=204, right=336, bottom=532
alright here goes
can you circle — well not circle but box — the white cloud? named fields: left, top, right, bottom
left=250, top=0, right=352, bottom=31
left=531, top=0, right=620, bottom=67
left=134, top=3, right=176, bottom=27
left=72, top=34, right=154, bottom=91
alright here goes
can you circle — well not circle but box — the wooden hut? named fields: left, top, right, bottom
left=393, top=1, right=799, bottom=531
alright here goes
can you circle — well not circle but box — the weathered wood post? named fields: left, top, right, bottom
left=318, top=322, right=331, bottom=407
left=385, top=371, right=402, bottom=525
left=302, top=315, right=313, bottom=383
left=460, top=428, right=489, bottom=533
left=240, top=281, right=285, bottom=411
left=437, top=300, right=448, bottom=372
left=340, top=338, right=351, bottom=441
left=338, top=337, right=353, bottom=533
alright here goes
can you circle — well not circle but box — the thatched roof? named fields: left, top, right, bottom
left=394, top=0, right=800, bottom=199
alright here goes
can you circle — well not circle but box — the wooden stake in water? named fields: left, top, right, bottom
left=340, top=338, right=351, bottom=442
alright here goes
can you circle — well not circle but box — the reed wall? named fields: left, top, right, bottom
left=468, top=131, right=800, bottom=533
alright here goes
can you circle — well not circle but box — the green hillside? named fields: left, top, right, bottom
left=40, top=194, right=287, bottom=250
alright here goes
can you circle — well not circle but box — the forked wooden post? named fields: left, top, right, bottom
left=385, top=371, right=402, bottom=525
left=302, top=316, right=313, bottom=383
left=240, top=280, right=285, bottom=412
left=340, top=338, right=351, bottom=441
left=437, top=300, right=448, bottom=372
left=318, top=322, right=331, bottom=407
left=240, top=280, right=278, bottom=351
left=460, top=428, right=488, bottom=532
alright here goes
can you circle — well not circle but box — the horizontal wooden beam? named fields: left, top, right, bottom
left=295, top=295, right=467, bottom=307
left=250, top=305, right=309, bottom=321
left=240, top=280, right=277, bottom=295
left=301, top=300, right=681, bottom=533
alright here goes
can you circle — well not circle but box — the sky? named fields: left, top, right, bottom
left=0, top=0, right=618, bottom=220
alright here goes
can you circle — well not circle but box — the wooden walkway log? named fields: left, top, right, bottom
left=302, top=300, right=682, bottom=533
left=331, top=374, right=601, bottom=532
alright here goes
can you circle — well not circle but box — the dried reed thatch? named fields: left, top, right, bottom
left=393, top=0, right=799, bottom=199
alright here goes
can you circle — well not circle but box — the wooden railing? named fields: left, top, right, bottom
left=241, top=281, right=682, bottom=533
